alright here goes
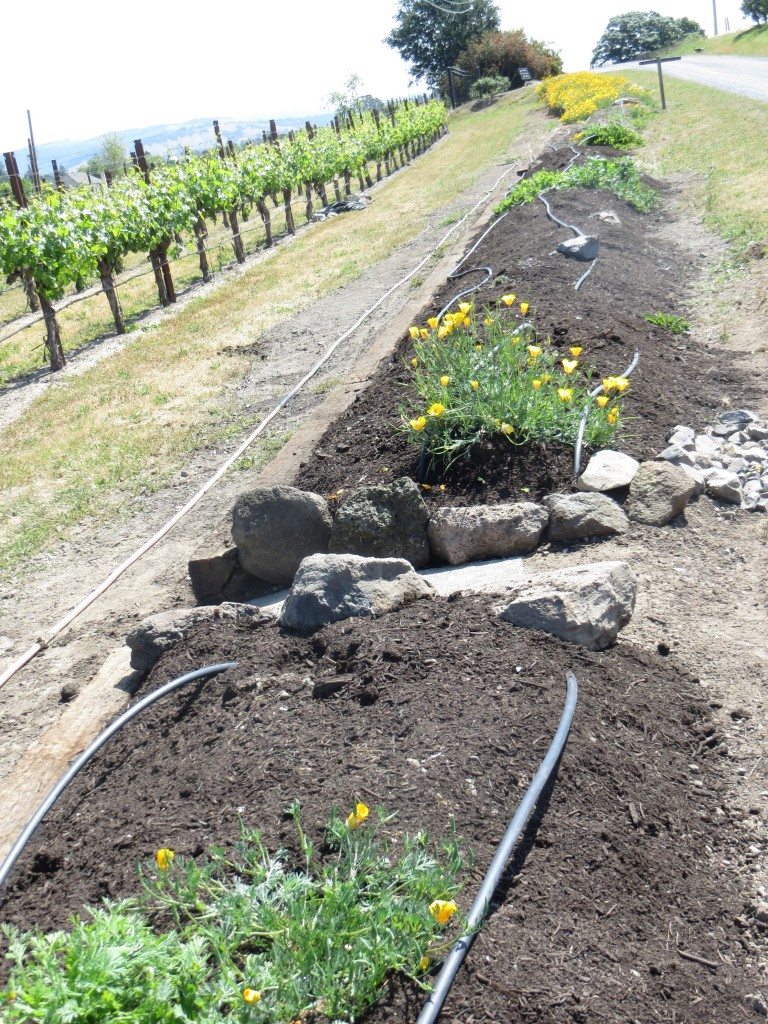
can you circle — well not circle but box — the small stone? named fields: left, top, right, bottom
left=428, top=502, right=548, bottom=565
left=660, top=444, right=695, bottom=467
left=695, top=435, right=723, bottom=457
left=628, top=461, right=698, bottom=526
left=747, top=423, right=768, bottom=441
left=746, top=993, right=768, bottom=1017
left=556, top=234, right=600, bottom=261
left=544, top=492, right=628, bottom=542
left=667, top=425, right=695, bottom=448
left=693, top=454, right=713, bottom=470
left=59, top=682, right=80, bottom=704
left=742, top=493, right=766, bottom=512
left=707, top=470, right=742, bottom=505
left=578, top=450, right=640, bottom=492
left=188, top=547, right=240, bottom=603
left=745, top=240, right=767, bottom=260
left=728, top=457, right=748, bottom=475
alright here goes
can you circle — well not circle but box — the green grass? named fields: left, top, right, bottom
left=0, top=90, right=546, bottom=570
left=659, top=25, right=768, bottom=57
left=643, top=311, right=691, bottom=334
left=624, top=71, right=768, bottom=251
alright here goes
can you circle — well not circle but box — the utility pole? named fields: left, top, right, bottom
left=712, top=0, right=718, bottom=36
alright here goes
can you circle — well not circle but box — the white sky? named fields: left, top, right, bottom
left=1, top=0, right=752, bottom=151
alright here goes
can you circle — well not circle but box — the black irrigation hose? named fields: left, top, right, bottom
left=417, top=670, right=579, bottom=1024
left=573, top=348, right=641, bottom=477
left=0, top=662, right=237, bottom=891
left=538, top=190, right=583, bottom=238
left=435, top=266, right=493, bottom=324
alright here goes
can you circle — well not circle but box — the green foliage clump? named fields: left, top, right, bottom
left=494, top=156, right=658, bottom=215
left=470, top=75, right=511, bottom=99
left=404, top=305, right=627, bottom=467
left=1, top=806, right=465, bottom=1024
left=742, top=0, right=768, bottom=22
left=643, top=311, right=691, bottom=334
left=456, top=29, right=562, bottom=86
left=591, top=11, right=704, bottom=66
left=574, top=123, right=644, bottom=149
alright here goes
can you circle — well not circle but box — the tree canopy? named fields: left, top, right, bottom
left=328, top=74, right=385, bottom=120
left=85, top=134, right=128, bottom=179
left=386, top=0, right=500, bottom=86
left=591, top=10, right=704, bottom=66
left=455, top=29, right=562, bottom=87
left=742, top=0, right=768, bottom=23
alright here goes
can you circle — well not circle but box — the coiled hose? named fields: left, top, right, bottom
left=0, top=662, right=237, bottom=890
left=417, top=670, right=579, bottom=1024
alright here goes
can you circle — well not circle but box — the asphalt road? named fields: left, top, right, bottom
left=615, top=54, right=768, bottom=102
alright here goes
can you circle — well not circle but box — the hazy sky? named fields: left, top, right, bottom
left=1, top=0, right=752, bottom=151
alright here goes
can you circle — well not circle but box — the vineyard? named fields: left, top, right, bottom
left=0, top=99, right=446, bottom=373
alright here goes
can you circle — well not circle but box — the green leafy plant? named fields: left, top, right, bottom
left=494, top=156, right=658, bottom=214
left=1, top=805, right=466, bottom=1024
left=469, top=75, right=511, bottom=99
left=643, top=310, right=691, bottom=334
left=574, top=123, right=644, bottom=149
left=403, top=302, right=629, bottom=467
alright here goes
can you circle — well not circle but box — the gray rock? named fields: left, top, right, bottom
left=330, top=477, right=430, bottom=567
left=628, top=461, right=698, bottom=526
left=678, top=464, right=707, bottom=496
left=427, top=502, right=547, bottom=565
left=667, top=425, right=695, bottom=448
left=556, top=234, right=600, bottom=261
left=232, top=485, right=332, bottom=585
left=743, top=479, right=763, bottom=497
left=693, top=453, right=713, bottom=470
left=694, top=435, right=723, bottom=457
left=578, top=450, right=640, bottom=492
left=716, top=408, right=758, bottom=427
left=743, top=493, right=768, bottom=512
left=188, top=546, right=241, bottom=603
left=496, top=561, right=637, bottom=651
left=127, top=603, right=261, bottom=672
left=727, top=457, right=748, bottom=475
left=278, top=553, right=433, bottom=633
left=712, top=422, right=740, bottom=438
left=544, top=492, right=628, bottom=542
left=706, top=470, right=742, bottom=505
left=660, top=444, right=694, bottom=467
left=748, top=423, right=768, bottom=441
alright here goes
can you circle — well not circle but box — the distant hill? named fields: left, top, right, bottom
left=16, top=114, right=335, bottom=174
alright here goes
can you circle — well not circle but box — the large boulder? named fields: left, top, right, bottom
left=544, top=492, right=628, bottom=542
left=578, top=450, right=639, bottom=492
left=127, top=603, right=261, bottom=673
left=628, top=461, right=698, bottom=526
left=330, top=477, right=430, bottom=567
left=427, top=502, right=547, bottom=565
left=232, top=485, right=332, bottom=585
left=278, top=553, right=433, bottom=633
left=496, top=561, right=637, bottom=651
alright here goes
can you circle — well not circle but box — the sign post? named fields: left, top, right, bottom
left=638, top=55, right=681, bottom=110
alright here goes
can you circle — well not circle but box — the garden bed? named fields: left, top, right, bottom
left=0, top=595, right=754, bottom=1021
left=295, top=149, right=755, bottom=506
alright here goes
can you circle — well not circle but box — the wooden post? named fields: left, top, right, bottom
left=38, top=293, right=66, bottom=370
left=283, top=189, right=295, bottom=233
left=305, top=120, right=315, bottom=139
left=269, top=119, right=278, bottom=143
left=304, top=182, right=313, bottom=222
left=343, top=168, right=351, bottom=195
left=158, top=242, right=176, bottom=303
left=227, top=139, right=237, bottom=160
left=135, top=139, right=175, bottom=304
left=262, top=130, right=268, bottom=144
left=213, top=120, right=226, bottom=159
left=256, top=198, right=273, bottom=247
left=133, top=139, right=150, bottom=183
left=229, top=208, right=245, bottom=262
left=104, top=170, right=113, bottom=187
left=193, top=219, right=211, bottom=281
left=97, top=258, right=126, bottom=334
left=4, top=151, right=28, bottom=207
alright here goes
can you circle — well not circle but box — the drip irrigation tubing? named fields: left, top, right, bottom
left=538, top=191, right=583, bottom=238
left=574, top=257, right=598, bottom=292
left=0, top=662, right=237, bottom=890
left=573, top=348, right=641, bottom=477
left=417, top=670, right=579, bottom=1024
left=0, top=158, right=521, bottom=693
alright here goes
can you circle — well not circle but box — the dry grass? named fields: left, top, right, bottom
left=0, top=91, right=541, bottom=569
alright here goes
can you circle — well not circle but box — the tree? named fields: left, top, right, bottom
left=386, top=0, right=500, bottom=86
left=742, top=0, right=768, bottom=23
left=85, top=134, right=127, bottom=179
left=455, top=29, right=562, bottom=87
left=328, top=74, right=385, bottom=119
left=591, top=11, right=704, bottom=66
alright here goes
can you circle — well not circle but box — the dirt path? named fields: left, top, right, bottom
left=0, top=116, right=553, bottom=793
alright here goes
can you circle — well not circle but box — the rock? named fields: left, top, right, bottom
left=427, top=502, right=548, bottom=565
left=330, top=477, right=430, bottom=568
left=745, top=240, right=766, bottom=260
left=127, top=603, right=261, bottom=673
left=748, top=423, right=768, bottom=441
left=678, top=464, right=707, bottom=495
left=232, top=485, right=332, bottom=585
left=544, top=492, right=628, bottom=542
left=278, top=554, right=433, bottom=633
left=667, top=425, right=695, bottom=448
left=716, top=408, right=758, bottom=427
left=746, top=992, right=768, bottom=1017
left=693, top=453, right=713, bottom=470
left=496, top=561, right=637, bottom=651
left=557, top=234, right=600, bottom=262
left=628, top=461, right=698, bottom=526
left=742, top=493, right=767, bottom=512
left=728, top=457, right=748, bottom=475
left=592, top=210, right=621, bottom=225
left=660, top=444, right=694, bottom=467
left=706, top=470, right=742, bottom=505
left=695, top=435, right=723, bottom=457
left=578, top=450, right=640, bottom=492
left=188, top=546, right=239, bottom=602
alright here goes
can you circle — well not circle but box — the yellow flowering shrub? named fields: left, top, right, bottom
left=536, top=71, right=652, bottom=124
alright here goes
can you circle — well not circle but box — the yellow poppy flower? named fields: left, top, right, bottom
left=602, top=376, right=617, bottom=393
left=500, top=422, right=514, bottom=435
left=411, top=357, right=419, bottom=368
left=474, top=343, right=483, bottom=351
left=562, top=358, right=578, bottom=375
left=557, top=387, right=573, bottom=403
left=427, top=317, right=439, bottom=329
left=420, top=329, right=428, bottom=339
left=520, top=302, right=530, bottom=316
left=532, top=379, right=542, bottom=390
left=408, top=326, right=420, bottom=340
left=438, top=327, right=449, bottom=340
left=410, top=416, right=427, bottom=432
left=458, top=302, right=471, bottom=314
left=346, top=802, right=370, bottom=830
left=501, top=293, right=516, bottom=306
left=614, top=376, right=630, bottom=393
left=541, top=373, right=552, bottom=383
left=440, top=375, right=450, bottom=387
left=470, top=379, right=479, bottom=390
left=418, top=956, right=430, bottom=972
left=483, top=316, right=494, bottom=327
left=527, top=345, right=542, bottom=360
left=569, top=346, right=582, bottom=357
left=242, top=989, right=262, bottom=1005
left=596, top=395, right=609, bottom=408
left=156, top=848, right=174, bottom=871
left=428, top=403, right=445, bottom=417
left=463, top=317, right=471, bottom=328
left=429, top=899, right=458, bottom=925
left=607, top=407, right=619, bottom=425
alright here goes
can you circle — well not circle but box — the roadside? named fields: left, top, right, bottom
left=610, top=54, right=768, bottom=103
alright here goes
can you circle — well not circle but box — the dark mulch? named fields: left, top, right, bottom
left=295, top=157, right=755, bottom=507
left=0, top=596, right=753, bottom=1021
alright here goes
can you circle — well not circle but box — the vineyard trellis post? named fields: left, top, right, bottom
left=135, top=138, right=175, bottom=305
left=3, top=150, right=43, bottom=318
